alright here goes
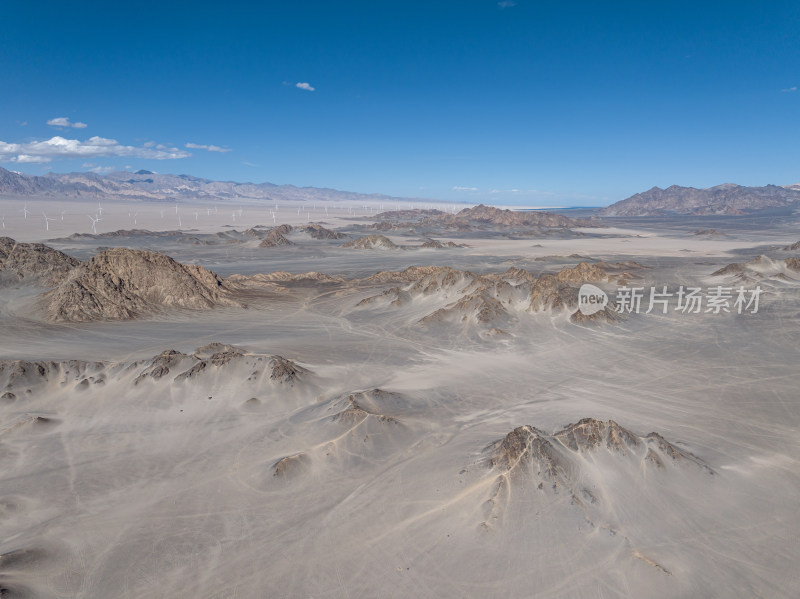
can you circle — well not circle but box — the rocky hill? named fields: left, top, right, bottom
left=259, top=228, right=294, bottom=247
left=0, top=236, right=80, bottom=286
left=369, top=204, right=595, bottom=233
left=343, top=234, right=399, bottom=249
left=44, top=248, right=241, bottom=321
left=602, top=183, right=800, bottom=216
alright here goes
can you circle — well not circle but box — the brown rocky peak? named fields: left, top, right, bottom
left=45, top=248, right=240, bottom=322
left=259, top=228, right=294, bottom=247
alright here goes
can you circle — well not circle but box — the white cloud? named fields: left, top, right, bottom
left=0, top=136, right=191, bottom=164
left=14, top=155, right=52, bottom=164
left=185, top=142, right=232, bottom=153
left=453, top=186, right=478, bottom=191
left=498, top=1, right=516, bottom=7
left=82, top=163, right=115, bottom=174
left=490, top=188, right=534, bottom=194
left=781, top=86, right=797, bottom=93
left=47, top=117, right=88, bottom=129
left=296, top=82, right=315, bottom=91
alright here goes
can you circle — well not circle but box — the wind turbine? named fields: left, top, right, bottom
left=88, top=214, right=101, bottom=234
left=1, top=215, right=5, bottom=229
left=177, top=215, right=182, bottom=228
left=42, top=212, right=55, bottom=232
left=194, top=211, right=199, bottom=221
left=22, top=204, right=30, bottom=219
left=97, top=202, right=102, bottom=216
left=160, top=209, right=164, bottom=219
left=132, top=212, right=139, bottom=226
left=60, top=210, right=66, bottom=221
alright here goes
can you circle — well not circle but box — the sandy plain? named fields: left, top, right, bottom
left=0, top=197, right=798, bottom=598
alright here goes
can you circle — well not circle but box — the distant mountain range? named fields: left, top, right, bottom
left=5, top=167, right=799, bottom=217
left=0, top=167, right=419, bottom=204
left=602, top=183, right=800, bottom=216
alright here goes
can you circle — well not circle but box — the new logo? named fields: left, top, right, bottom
left=578, top=284, right=608, bottom=315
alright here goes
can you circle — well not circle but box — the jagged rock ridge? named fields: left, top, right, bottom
left=0, top=344, right=309, bottom=393
left=489, top=418, right=713, bottom=480
left=357, top=261, right=641, bottom=329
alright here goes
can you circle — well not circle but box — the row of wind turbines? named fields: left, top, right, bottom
left=3, top=199, right=465, bottom=236
left=12, top=203, right=65, bottom=232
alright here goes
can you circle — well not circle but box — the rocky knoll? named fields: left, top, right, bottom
left=259, top=228, right=294, bottom=247
left=44, top=248, right=241, bottom=322
left=711, top=255, right=799, bottom=282
left=478, top=417, right=714, bottom=542
left=420, top=238, right=465, bottom=248
left=782, top=240, right=800, bottom=251
left=299, top=223, right=348, bottom=240
left=0, top=236, right=80, bottom=286
left=452, top=204, right=594, bottom=228
left=370, top=204, right=595, bottom=232
left=343, top=234, right=399, bottom=249
left=488, top=417, right=713, bottom=494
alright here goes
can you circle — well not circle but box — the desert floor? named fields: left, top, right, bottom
left=0, top=198, right=798, bottom=598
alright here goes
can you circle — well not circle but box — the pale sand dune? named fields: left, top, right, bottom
left=0, top=208, right=799, bottom=598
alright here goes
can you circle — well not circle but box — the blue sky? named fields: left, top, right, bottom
left=1, top=0, right=799, bottom=206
